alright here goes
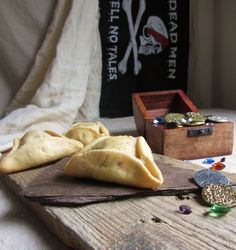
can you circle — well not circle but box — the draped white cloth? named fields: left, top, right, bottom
left=0, top=0, right=101, bottom=152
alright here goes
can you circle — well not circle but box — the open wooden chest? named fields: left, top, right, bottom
left=132, top=89, right=234, bottom=160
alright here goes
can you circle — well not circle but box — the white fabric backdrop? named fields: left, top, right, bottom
left=0, top=0, right=57, bottom=117
left=0, top=0, right=101, bottom=152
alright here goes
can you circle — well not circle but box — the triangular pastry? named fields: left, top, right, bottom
left=64, top=121, right=110, bottom=146
left=64, top=135, right=163, bottom=189
left=0, top=130, right=83, bottom=174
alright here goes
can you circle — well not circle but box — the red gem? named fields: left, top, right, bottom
left=210, top=162, right=225, bottom=171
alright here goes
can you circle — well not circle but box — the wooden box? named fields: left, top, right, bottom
left=132, top=89, right=234, bottom=160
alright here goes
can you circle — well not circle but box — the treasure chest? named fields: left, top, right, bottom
left=132, top=89, right=234, bottom=160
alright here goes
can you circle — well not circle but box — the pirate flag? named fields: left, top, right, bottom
left=99, top=0, right=189, bottom=117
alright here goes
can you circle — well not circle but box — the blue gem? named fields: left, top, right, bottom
left=155, top=116, right=165, bottom=124
left=202, top=158, right=215, bottom=164
left=153, top=119, right=159, bottom=125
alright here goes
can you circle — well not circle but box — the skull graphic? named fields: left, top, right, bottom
left=139, top=16, right=169, bottom=55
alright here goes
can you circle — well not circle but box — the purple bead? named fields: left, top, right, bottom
left=179, top=205, right=192, bottom=215
left=220, top=157, right=226, bottom=163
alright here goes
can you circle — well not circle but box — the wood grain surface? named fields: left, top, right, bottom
left=21, top=158, right=202, bottom=206
left=1, top=154, right=236, bottom=250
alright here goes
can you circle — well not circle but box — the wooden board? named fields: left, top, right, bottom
left=21, top=158, right=201, bottom=206
left=1, top=154, right=236, bottom=250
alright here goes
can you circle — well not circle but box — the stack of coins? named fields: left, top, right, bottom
left=194, top=168, right=236, bottom=209
left=152, top=112, right=229, bottom=128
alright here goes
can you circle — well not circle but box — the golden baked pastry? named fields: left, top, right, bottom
left=64, top=135, right=163, bottom=189
left=0, top=130, right=83, bottom=174
left=64, top=121, right=109, bottom=146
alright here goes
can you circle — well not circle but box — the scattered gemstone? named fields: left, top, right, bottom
left=201, top=183, right=236, bottom=205
left=157, top=116, right=165, bottom=124
left=153, top=116, right=165, bottom=125
left=220, top=157, right=226, bottom=163
left=210, top=162, right=225, bottom=171
left=207, top=204, right=231, bottom=217
left=179, top=205, right=192, bottom=214
left=202, top=158, right=215, bottom=164
left=153, top=119, right=159, bottom=125
left=194, top=169, right=229, bottom=188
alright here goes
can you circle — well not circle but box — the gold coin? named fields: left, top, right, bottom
left=186, top=112, right=206, bottom=123
left=202, top=183, right=236, bottom=206
left=184, top=121, right=205, bottom=126
left=165, top=113, right=185, bottom=124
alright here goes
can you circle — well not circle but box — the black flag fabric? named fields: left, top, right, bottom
left=99, top=0, right=189, bottom=117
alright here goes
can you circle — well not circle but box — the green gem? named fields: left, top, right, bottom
left=207, top=204, right=231, bottom=218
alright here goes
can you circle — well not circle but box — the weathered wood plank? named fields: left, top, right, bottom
left=21, top=158, right=202, bottom=206
left=1, top=154, right=236, bottom=250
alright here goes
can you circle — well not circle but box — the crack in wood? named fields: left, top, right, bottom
left=151, top=215, right=163, bottom=223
